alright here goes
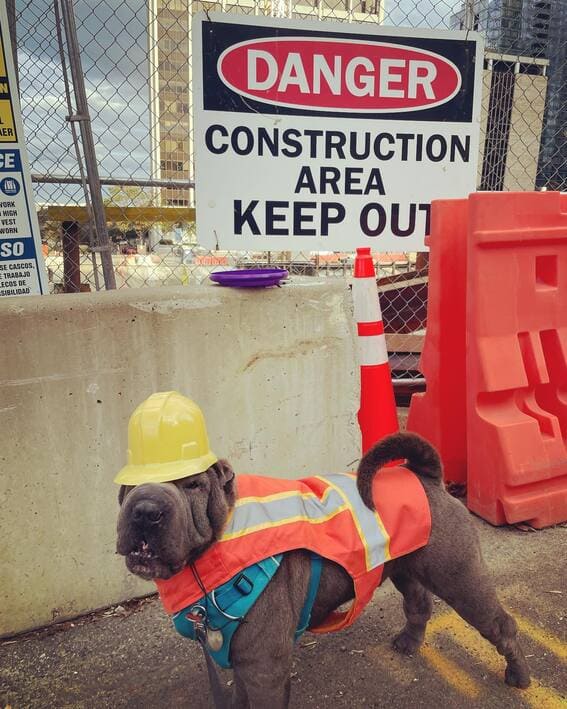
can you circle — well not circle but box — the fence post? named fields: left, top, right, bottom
left=62, top=220, right=81, bottom=293
left=59, top=0, right=116, bottom=290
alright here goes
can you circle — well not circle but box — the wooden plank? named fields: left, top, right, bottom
left=379, top=275, right=428, bottom=291
left=386, top=332, right=425, bottom=353
left=42, top=205, right=196, bottom=224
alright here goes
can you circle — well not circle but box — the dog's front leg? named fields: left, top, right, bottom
left=230, top=605, right=296, bottom=709
left=230, top=552, right=311, bottom=708
left=231, top=656, right=292, bottom=709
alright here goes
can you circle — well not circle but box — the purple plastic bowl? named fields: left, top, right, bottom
left=209, top=268, right=288, bottom=288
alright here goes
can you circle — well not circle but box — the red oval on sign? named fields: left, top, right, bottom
left=218, top=38, right=462, bottom=113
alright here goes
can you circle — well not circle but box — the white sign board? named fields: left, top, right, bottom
left=193, top=14, right=483, bottom=252
left=0, top=4, right=47, bottom=297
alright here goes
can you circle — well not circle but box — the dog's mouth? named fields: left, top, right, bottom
left=125, top=539, right=184, bottom=580
left=126, top=540, right=163, bottom=579
left=131, top=539, right=156, bottom=561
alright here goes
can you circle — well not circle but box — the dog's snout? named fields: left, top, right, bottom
left=132, top=500, right=163, bottom=526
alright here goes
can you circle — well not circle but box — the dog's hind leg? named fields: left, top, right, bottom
left=403, top=486, right=531, bottom=689
left=390, top=573, right=433, bottom=655
left=422, top=565, right=531, bottom=689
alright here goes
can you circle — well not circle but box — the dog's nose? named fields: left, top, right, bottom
left=132, top=500, right=163, bottom=526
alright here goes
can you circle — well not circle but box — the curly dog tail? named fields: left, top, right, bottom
left=357, top=432, right=442, bottom=511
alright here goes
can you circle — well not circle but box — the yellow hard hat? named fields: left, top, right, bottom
left=114, top=391, right=218, bottom=485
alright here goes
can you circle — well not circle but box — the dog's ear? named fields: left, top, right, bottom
left=214, top=459, right=235, bottom=495
left=118, top=485, right=133, bottom=506
left=206, top=460, right=236, bottom=534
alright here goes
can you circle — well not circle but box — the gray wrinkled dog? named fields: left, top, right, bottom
left=117, top=432, right=531, bottom=707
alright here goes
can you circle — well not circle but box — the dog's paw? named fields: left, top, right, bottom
left=392, top=630, right=422, bottom=656
left=505, top=663, right=531, bottom=689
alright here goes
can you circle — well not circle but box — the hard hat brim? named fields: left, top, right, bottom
left=114, top=451, right=219, bottom=486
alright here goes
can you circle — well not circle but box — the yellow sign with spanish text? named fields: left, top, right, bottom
left=0, top=7, right=47, bottom=296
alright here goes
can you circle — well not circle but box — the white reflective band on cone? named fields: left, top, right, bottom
left=357, top=334, right=389, bottom=367
left=352, top=277, right=383, bottom=323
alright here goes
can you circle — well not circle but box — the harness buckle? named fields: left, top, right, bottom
left=234, top=573, right=253, bottom=596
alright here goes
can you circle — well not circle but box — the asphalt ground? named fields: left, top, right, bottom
left=1, top=514, right=566, bottom=709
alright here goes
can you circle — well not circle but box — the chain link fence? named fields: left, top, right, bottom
left=13, top=0, right=567, bottom=379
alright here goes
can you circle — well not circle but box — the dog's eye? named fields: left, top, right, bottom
left=186, top=480, right=200, bottom=490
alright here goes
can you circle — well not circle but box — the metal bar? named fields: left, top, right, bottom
left=186, top=1, right=194, bottom=205
left=463, top=0, right=475, bottom=31
left=62, top=221, right=81, bottom=293
left=32, top=174, right=195, bottom=190
left=45, top=204, right=195, bottom=224
left=60, top=0, right=116, bottom=290
left=54, top=0, right=100, bottom=291
left=146, top=0, right=162, bottom=208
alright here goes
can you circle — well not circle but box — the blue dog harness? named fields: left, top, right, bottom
left=172, top=553, right=323, bottom=669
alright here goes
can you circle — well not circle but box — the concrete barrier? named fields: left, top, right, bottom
left=0, top=280, right=358, bottom=636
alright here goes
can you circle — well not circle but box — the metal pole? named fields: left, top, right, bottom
left=54, top=0, right=100, bottom=291
left=62, top=220, right=81, bottom=293
left=147, top=0, right=162, bottom=207
left=60, top=0, right=116, bottom=289
left=463, top=0, right=475, bottom=31
left=32, top=174, right=195, bottom=190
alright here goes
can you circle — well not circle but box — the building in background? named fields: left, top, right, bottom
left=478, top=51, right=548, bottom=190
left=148, top=0, right=191, bottom=209
left=533, top=2, right=567, bottom=190
left=148, top=0, right=385, bottom=210
left=451, top=0, right=567, bottom=189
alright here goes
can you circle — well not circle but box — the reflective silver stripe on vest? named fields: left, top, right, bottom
left=223, top=474, right=391, bottom=571
left=223, top=485, right=347, bottom=541
left=317, top=474, right=391, bottom=570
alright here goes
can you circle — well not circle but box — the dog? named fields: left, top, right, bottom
left=116, top=432, right=531, bottom=707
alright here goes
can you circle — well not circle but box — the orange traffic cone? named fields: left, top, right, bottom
left=352, top=247, right=399, bottom=454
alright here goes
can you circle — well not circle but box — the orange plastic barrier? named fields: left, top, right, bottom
left=407, top=199, right=468, bottom=483
left=467, top=192, right=567, bottom=528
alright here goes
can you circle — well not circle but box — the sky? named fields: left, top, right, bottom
left=15, top=0, right=462, bottom=205
left=16, top=0, right=150, bottom=204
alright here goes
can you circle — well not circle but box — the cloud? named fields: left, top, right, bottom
left=16, top=0, right=151, bottom=204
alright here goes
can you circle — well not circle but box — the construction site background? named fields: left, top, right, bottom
left=12, top=0, right=567, bottom=379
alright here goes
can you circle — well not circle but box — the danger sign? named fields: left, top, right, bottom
left=193, top=15, right=483, bottom=251
left=218, top=39, right=461, bottom=112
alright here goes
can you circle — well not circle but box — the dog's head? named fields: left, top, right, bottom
left=116, top=460, right=236, bottom=581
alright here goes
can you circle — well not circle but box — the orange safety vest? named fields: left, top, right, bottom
left=156, top=466, right=431, bottom=633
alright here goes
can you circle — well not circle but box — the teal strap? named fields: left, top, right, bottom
left=295, top=553, right=323, bottom=640
left=172, top=552, right=323, bottom=668
left=172, top=555, right=283, bottom=669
